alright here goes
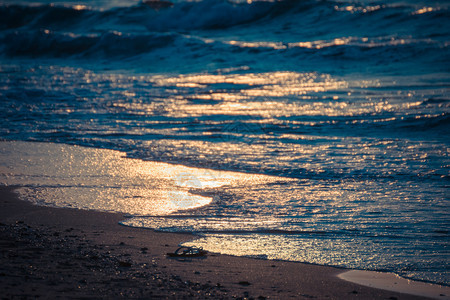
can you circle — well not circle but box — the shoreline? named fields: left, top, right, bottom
left=0, top=186, right=438, bottom=299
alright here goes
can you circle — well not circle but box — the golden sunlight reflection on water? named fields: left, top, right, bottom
left=0, top=141, right=289, bottom=216
left=103, top=71, right=416, bottom=122
left=154, top=71, right=348, bottom=102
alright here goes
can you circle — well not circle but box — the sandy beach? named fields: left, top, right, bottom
left=0, top=186, right=435, bottom=299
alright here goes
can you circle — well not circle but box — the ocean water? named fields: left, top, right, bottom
left=0, top=0, right=449, bottom=285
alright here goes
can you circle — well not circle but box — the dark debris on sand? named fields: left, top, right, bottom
left=0, top=222, right=229, bottom=299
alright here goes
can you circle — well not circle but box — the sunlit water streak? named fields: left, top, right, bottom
left=0, top=0, right=449, bottom=286
left=0, top=141, right=295, bottom=215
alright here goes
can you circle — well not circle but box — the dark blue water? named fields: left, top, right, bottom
left=0, top=0, right=449, bottom=285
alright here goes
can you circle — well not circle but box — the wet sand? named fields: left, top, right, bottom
left=0, top=186, right=434, bottom=299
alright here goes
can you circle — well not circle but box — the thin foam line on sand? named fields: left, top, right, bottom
left=339, top=270, right=449, bottom=300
